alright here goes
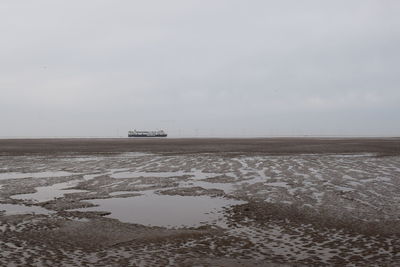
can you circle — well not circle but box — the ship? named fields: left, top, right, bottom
left=128, top=129, right=168, bottom=137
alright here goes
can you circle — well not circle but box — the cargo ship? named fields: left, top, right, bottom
left=128, top=129, right=167, bottom=137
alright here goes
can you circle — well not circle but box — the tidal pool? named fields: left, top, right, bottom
left=0, top=203, right=52, bottom=215
left=110, top=169, right=219, bottom=180
left=0, top=171, right=77, bottom=180
left=11, top=180, right=87, bottom=203
left=76, top=192, right=244, bottom=228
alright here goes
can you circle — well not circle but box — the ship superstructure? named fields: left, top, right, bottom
left=128, top=129, right=167, bottom=137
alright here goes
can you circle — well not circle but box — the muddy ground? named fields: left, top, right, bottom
left=1, top=137, right=400, bottom=155
left=1, top=138, right=400, bottom=266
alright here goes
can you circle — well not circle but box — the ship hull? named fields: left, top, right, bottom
left=128, top=134, right=167, bottom=137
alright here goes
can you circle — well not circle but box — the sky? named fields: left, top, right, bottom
left=1, top=1, right=399, bottom=137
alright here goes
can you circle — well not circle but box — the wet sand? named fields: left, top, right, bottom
left=1, top=137, right=400, bottom=155
left=1, top=138, right=400, bottom=266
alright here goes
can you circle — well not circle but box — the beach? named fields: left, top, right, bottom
left=1, top=138, right=400, bottom=266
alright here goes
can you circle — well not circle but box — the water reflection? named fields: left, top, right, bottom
left=0, top=203, right=52, bottom=215
left=75, top=191, right=244, bottom=228
left=0, top=171, right=77, bottom=180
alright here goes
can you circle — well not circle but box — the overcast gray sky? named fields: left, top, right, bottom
left=1, top=1, right=399, bottom=137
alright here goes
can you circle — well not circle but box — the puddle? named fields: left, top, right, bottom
left=83, top=173, right=105, bottom=181
left=61, top=153, right=151, bottom=162
left=111, top=171, right=188, bottom=179
left=61, top=157, right=103, bottom=162
left=0, top=203, right=52, bottom=215
left=179, top=181, right=236, bottom=194
left=110, top=170, right=218, bottom=180
left=109, top=191, right=138, bottom=196
left=0, top=171, right=77, bottom=180
left=75, top=191, right=244, bottom=228
left=11, top=180, right=87, bottom=203
left=119, top=152, right=152, bottom=157
left=329, top=153, right=376, bottom=158
left=190, top=170, right=224, bottom=180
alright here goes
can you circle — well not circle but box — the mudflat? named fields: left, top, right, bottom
left=1, top=138, right=400, bottom=266
left=1, top=137, right=400, bottom=155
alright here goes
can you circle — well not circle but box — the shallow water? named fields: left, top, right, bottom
left=61, top=152, right=151, bottom=162
left=0, top=203, right=52, bottom=215
left=111, top=171, right=188, bottom=179
left=11, top=180, right=87, bottom=202
left=179, top=180, right=236, bottom=194
left=110, top=169, right=219, bottom=180
left=75, top=191, right=244, bottom=228
left=0, top=171, right=77, bottom=180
